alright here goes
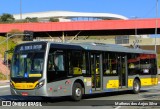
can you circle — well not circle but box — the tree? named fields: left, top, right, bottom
left=25, top=17, right=38, bottom=22
left=49, top=17, right=59, bottom=22
left=31, top=17, right=38, bottom=22
left=0, top=13, right=15, bottom=23
left=25, top=17, right=31, bottom=22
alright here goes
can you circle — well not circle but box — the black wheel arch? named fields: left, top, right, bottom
left=74, top=79, right=85, bottom=94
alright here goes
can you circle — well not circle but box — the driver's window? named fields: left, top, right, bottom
left=47, top=51, right=65, bottom=71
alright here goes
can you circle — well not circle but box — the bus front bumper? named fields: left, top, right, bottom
left=10, top=87, right=47, bottom=96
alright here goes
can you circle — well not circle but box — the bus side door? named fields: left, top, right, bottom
left=117, top=54, right=128, bottom=88
left=90, top=53, right=103, bottom=91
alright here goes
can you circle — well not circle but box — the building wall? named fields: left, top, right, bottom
left=71, top=35, right=160, bottom=45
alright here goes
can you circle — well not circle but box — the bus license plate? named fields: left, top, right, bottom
left=21, top=92, right=28, bottom=96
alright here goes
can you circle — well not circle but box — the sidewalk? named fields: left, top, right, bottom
left=0, top=80, right=9, bottom=86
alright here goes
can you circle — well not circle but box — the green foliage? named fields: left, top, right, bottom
left=24, top=17, right=38, bottom=22
left=0, top=72, right=7, bottom=80
left=0, top=36, right=17, bottom=59
left=49, top=17, right=59, bottom=22
left=0, top=13, right=15, bottom=23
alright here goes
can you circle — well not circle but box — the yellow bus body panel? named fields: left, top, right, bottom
left=106, top=77, right=158, bottom=89
left=141, top=78, right=158, bottom=86
left=128, top=79, right=134, bottom=87
left=106, top=80, right=119, bottom=88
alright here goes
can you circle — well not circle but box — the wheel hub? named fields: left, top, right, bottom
left=75, top=88, right=81, bottom=97
left=134, top=82, right=139, bottom=91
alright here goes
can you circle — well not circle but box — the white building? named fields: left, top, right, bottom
left=13, top=11, right=128, bottom=22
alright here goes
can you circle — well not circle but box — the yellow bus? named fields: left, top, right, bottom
left=10, top=42, right=158, bottom=101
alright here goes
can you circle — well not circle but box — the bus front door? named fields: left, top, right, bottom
left=90, top=53, right=102, bottom=91
left=117, top=55, right=128, bottom=88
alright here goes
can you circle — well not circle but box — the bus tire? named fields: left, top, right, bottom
left=133, top=79, right=140, bottom=94
left=71, top=83, right=82, bottom=101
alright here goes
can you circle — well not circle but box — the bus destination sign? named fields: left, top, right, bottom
left=20, top=45, right=42, bottom=51
left=15, top=44, right=46, bottom=52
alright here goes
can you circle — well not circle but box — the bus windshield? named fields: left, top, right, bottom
left=11, top=52, right=45, bottom=78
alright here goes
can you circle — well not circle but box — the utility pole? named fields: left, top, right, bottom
left=20, top=0, right=22, bottom=20
left=6, top=34, right=9, bottom=80
left=155, top=0, right=158, bottom=52
left=134, top=17, right=138, bottom=49
left=131, top=16, right=139, bottom=49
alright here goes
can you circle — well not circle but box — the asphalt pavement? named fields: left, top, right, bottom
left=0, top=79, right=160, bottom=109
left=0, top=84, right=160, bottom=109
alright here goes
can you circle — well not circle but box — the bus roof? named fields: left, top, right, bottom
left=77, top=42, right=155, bottom=54
left=19, top=41, right=156, bottom=54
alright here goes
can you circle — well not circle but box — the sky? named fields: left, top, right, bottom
left=0, top=0, right=159, bottom=19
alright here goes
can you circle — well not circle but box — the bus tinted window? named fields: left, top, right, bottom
left=68, top=51, right=86, bottom=75
left=128, top=54, right=157, bottom=75
left=48, top=51, right=64, bottom=71
left=128, top=53, right=140, bottom=75
left=11, top=52, right=44, bottom=78
left=103, top=52, right=118, bottom=76
left=140, top=54, right=157, bottom=75
left=47, top=50, right=66, bottom=83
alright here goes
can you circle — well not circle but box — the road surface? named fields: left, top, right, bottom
left=0, top=84, right=160, bottom=109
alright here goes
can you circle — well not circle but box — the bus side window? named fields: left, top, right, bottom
left=54, top=53, right=64, bottom=71
left=103, top=53, right=117, bottom=76
left=128, top=53, right=140, bottom=75
left=47, top=52, right=65, bottom=71
left=68, top=51, right=86, bottom=75
left=140, top=54, right=157, bottom=75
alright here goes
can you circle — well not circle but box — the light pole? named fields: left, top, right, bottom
left=131, top=16, right=139, bottom=48
left=20, top=0, right=22, bottom=20
left=155, top=0, right=158, bottom=53
left=7, top=34, right=9, bottom=80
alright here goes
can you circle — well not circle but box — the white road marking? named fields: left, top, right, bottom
left=0, top=85, right=10, bottom=88
left=115, top=106, right=121, bottom=109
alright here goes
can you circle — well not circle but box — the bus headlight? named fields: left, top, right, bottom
left=36, top=80, right=45, bottom=89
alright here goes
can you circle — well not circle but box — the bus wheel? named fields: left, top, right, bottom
left=71, top=83, right=82, bottom=101
left=133, top=79, right=140, bottom=94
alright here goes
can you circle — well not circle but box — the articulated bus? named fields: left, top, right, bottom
left=10, top=41, right=158, bottom=101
